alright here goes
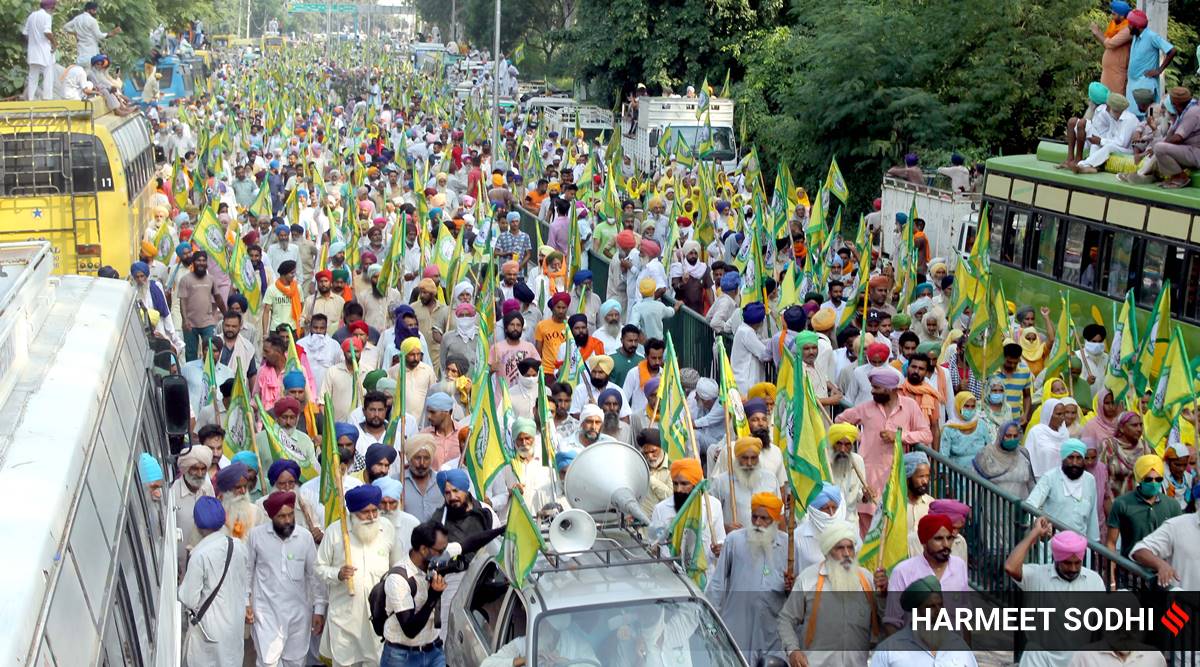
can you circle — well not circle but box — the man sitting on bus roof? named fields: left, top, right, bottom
left=1150, top=87, right=1200, bottom=189
left=1061, top=92, right=1138, bottom=173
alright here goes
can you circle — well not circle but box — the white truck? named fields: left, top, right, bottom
left=546, top=104, right=614, bottom=142
left=621, top=96, right=737, bottom=175
left=879, top=175, right=981, bottom=269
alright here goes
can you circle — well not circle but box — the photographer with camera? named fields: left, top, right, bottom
left=434, top=469, right=506, bottom=637
left=380, top=521, right=450, bottom=667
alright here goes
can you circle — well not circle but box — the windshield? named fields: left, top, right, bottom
left=667, top=126, right=735, bottom=162
left=532, top=598, right=742, bottom=666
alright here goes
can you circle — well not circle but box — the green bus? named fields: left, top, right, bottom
left=983, top=141, right=1200, bottom=357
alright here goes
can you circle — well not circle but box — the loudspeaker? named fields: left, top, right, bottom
left=161, top=374, right=190, bottom=455
left=563, top=440, right=651, bottom=526
left=548, top=509, right=597, bottom=554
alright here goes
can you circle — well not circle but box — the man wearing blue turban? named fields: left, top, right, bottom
left=707, top=270, right=741, bottom=334
left=731, top=301, right=773, bottom=395
left=180, top=496, right=251, bottom=667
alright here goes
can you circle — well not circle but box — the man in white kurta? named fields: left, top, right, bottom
left=249, top=491, right=326, bottom=667
left=731, top=303, right=772, bottom=395
left=649, top=459, right=726, bottom=579
left=707, top=493, right=794, bottom=664
left=178, top=497, right=251, bottom=667
left=709, top=436, right=777, bottom=531
left=316, top=485, right=396, bottom=666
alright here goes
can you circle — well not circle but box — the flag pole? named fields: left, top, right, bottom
left=722, top=401, right=737, bottom=524
left=786, top=491, right=796, bottom=579
left=334, top=462, right=355, bottom=595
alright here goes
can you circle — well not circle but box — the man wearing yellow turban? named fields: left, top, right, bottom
left=711, top=436, right=776, bottom=532
left=1106, top=453, right=1180, bottom=558
left=827, top=423, right=870, bottom=517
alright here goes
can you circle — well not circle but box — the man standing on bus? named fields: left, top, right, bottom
left=21, top=0, right=56, bottom=101
left=63, top=2, right=121, bottom=66
left=177, top=250, right=227, bottom=362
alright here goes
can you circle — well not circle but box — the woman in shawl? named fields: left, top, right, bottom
left=981, top=375, right=1013, bottom=436
left=1025, top=398, right=1070, bottom=480
left=1099, top=411, right=1154, bottom=502
left=940, top=329, right=980, bottom=398
left=943, top=392, right=990, bottom=470
left=1026, top=377, right=1071, bottom=435
left=974, top=420, right=1035, bottom=499
left=1084, top=439, right=1111, bottom=530
left=1060, top=398, right=1084, bottom=438
left=916, top=306, right=948, bottom=345
left=1018, top=326, right=1051, bottom=376
left=1081, top=388, right=1122, bottom=447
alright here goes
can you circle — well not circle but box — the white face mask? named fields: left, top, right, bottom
left=1084, top=341, right=1105, bottom=356
left=517, top=375, right=538, bottom=390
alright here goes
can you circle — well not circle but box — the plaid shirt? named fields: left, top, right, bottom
left=495, top=230, right=531, bottom=263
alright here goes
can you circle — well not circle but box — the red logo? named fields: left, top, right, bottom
left=1161, top=602, right=1190, bottom=637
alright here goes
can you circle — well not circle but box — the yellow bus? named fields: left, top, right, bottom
left=0, top=98, right=158, bottom=275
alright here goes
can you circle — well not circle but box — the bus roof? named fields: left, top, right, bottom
left=0, top=98, right=115, bottom=122
left=985, top=142, right=1200, bottom=211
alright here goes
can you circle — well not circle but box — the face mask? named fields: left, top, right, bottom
left=1062, top=464, right=1085, bottom=480
left=960, top=408, right=976, bottom=420
left=1138, top=480, right=1162, bottom=498
left=1001, top=438, right=1021, bottom=451
left=517, top=375, right=538, bottom=390
left=989, top=391, right=1005, bottom=405
left=1084, top=341, right=1105, bottom=355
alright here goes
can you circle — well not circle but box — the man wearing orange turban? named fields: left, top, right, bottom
left=649, top=457, right=725, bottom=579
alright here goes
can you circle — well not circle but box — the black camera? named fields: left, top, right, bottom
left=425, top=553, right=468, bottom=580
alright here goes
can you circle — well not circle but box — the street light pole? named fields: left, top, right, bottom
left=491, top=0, right=501, bottom=156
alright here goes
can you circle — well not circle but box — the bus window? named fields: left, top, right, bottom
left=988, top=204, right=1005, bottom=264
left=1061, top=221, right=1085, bottom=284
left=1031, top=213, right=1060, bottom=276
left=1137, top=238, right=1167, bottom=307
left=2, top=132, right=113, bottom=195
left=1104, top=231, right=1135, bottom=298
left=101, top=577, right=142, bottom=667
left=1003, top=210, right=1029, bottom=266
left=1183, top=252, right=1200, bottom=322
left=1164, top=245, right=1186, bottom=319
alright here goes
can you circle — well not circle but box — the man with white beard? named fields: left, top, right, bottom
left=216, top=462, right=259, bottom=541
left=247, top=491, right=325, bottom=667
left=489, top=417, right=555, bottom=516
left=316, top=484, right=395, bottom=666
left=707, top=492, right=794, bottom=664
left=372, top=477, right=420, bottom=557
left=592, top=300, right=624, bottom=353
left=179, top=497, right=250, bottom=667
left=778, top=521, right=887, bottom=667
left=827, top=424, right=870, bottom=518
left=794, top=484, right=862, bottom=575
left=710, top=436, right=777, bottom=531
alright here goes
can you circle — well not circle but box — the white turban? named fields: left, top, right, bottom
left=178, top=445, right=213, bottom=471
left=695, top=378, right=719, bottom=400
left=580, top=403, right=604, bottom=421
left=818, top=520, right=858, bottom=556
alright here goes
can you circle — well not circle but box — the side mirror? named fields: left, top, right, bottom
left=648, top=129, right=658, bottom=149
left=161, top=373, right=190, bottom=455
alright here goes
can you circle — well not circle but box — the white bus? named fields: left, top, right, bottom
left=0, top=242, right=183, bottom=666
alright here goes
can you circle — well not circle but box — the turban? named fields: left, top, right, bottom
left=639, top=238, right=660, bottom=257
left=341, top=337, right=365, bottom=355
left=587, top=354, right=614, bottom=375
left=796, top=331, right=820, bottom=347
left=512, top=417, right=538, bottom=439
left=1166, top=443, right=1190, bottom=459
left=681, top=240, right=701, bottom=257
left=743, top=302, right=766, bottom=325
left=573, top=270, right=593, bottom=286
left=1107, top=93, right=1130, bottom=114
left=275, top=224, right=290, bottom=236
left=819, top=521, right=859, bottom=556
left=366, top=443, right=398, bottom=468
left=273, top=396, right=301, bottom=417
left=425, top=391, right=455, bottom=412
left=139, top=240, right=157, bottom=259
left=377, top=377, right=397, bottom=394
left=193, top=496, right=226, bottom=531
left=232, top=450, right=259, bottom=470
left=751, top=492, right=783, bottom=522
left=454, top=303, right=476, bottom=317
left=904, top=451, right=930, bottom=477
left=1132, top=87, right=1156, bottom=106
left=548, top=292, right=571, bottom=308
left=417, top=277, right=436, bottom=293
left=282, top=370, right=307, bottom=390
left=868, top=367, right=900, bottom=389
left=639, top=277, right=657, bottom=297
left=916, top=341, right=940, bottom=356
left=179, top=445, right=213, bottom=471
left=404, top=433, right=438, bottom=458
left=333, top=422, right=359, bottom=446
left=268, top=459, right=301, bottom=486
left=917, top=513, right=954, bottom=545
left=784, top=306, right=807, bottom=332
left=598, top=387, right=623, bottom=406
left=348, top=320, right=370, bottom=336
left=599, top=299, right=621, bottom=317
left=721, top=272, right=741, bottom=292
left=436, top=468, right=471, bottom=493
left=360, top=251, right=378, bottom=266
left=680, top=368, right=699, bottom=392
left=901, top=576, right=942, bottom=612
left=827, top=423, right=859, bottom=444
left=1126, top=9, right=1147, bottom=28
left=1050, top=530, right=1088, bottom=562
left=580, top=403, right=604, bottom=421
left=176, top=242, right=192, bottom=258
left=866, top=342, right=891, bottom=363
left=373, top=477, right=403, bottom=500
left=744, top=398, right=769, bottom=418
left=362, top=370, right=386, bottom=392
left=556, top=450, right=577, bottom=473
left=315, top=269, right=333, bottom=281
left=567, top=313, right=588, bottom=329
left=513, top=282, right=535, bottom=303
left=139, top=453, right=163, bottom=484
left=891, top=313, right=912, bottom=328
left=930, top=499, right=971, bottom=524
left=696, top=378, right=719, bottom=400
left=915, top=281, right=935, bottom=296
left=643, top=377, right=660, bottom=398
left=1060, top=438, right=1087, bottom=461
left=216, top=462, right=248, bottom=493
left=502, top=260, right=519, bottom=273
left=345, top=484, right=383, bottom=513
left=811, top=308, right=836, bottom=332
left=263, top=491, right=296, bottom=518
left=734, top=436, right=763, bottom=457
left=1134, top=454, right=1164, bottom=481
left=332, top=268, right=351, bottom=283
left=616, top=230, right=637, bottom=250
left=131, top=261, right=150, bottom=277
left=741, top=384, right=776, bottom=407
left=400, top=337, right=423, bottom=355
left=811, top=482, right=842, bottom=510
left=670, top=458, right=704, bottom=485
left=868, top=275, right=889, bottom=289
left=1111, top=0, right=1131, bottom=16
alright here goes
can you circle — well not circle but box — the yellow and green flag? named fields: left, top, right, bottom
left=1105, top=290, right=1140, bottom=406
left=824, top=156, right=849, bottom=204
left=498, top=488, right=546, bottom=588
left=464, top=371, right=512, bottom=494
left=717, top=343, right=750, bottom=439
left=1043, top=292, right=1073, bottom=381
left=784, top=353, right=833, bottom=520
left=1137, top=281, right=1171, bottom=396
left=657, top=333, right=695, bottom=461
left=319, top=391, right=345, bottom=528
left=858, top=431, right=908, bottom=574
left=228, top=229, right=263, bottom=314
left=1143, top=327, right=1193, bottom=449
left=255, top=397, right=320, bottom=481
left=222, top=358, right=256, bottom=460
left=248, top=178, right=272, bottom=219
left=668, top=479, right=710, bottom=588
left=192, top=206, right=230, bottom=273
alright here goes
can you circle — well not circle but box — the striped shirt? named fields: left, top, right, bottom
left=999, top=360, right=1032, bottom=415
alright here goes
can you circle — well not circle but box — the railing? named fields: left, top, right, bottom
left=917, top=444, right=1198, bottom=666
left=516, top=206, right=728, bottom=375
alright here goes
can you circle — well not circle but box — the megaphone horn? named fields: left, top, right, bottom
left=548, top=509, right=598, bottom=554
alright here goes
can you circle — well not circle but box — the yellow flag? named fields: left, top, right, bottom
left=858, top=431, right=908, bottom=574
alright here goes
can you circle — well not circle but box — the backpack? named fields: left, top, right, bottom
left=368, top=566, right=418, bottom=638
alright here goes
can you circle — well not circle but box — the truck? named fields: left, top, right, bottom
left=545, top=104, right=614, bottom=142
left=621, top=96, right=737, bottom=176
left=879, top=175, right=981, bottom=269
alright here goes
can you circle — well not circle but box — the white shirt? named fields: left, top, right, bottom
left=869, top=627, right=977, bottom=666
left=1014, top=563, right=1105, bottom=667
left=22, top=9, right=53, bottom=66
left=1130, top=513, right=1200, bottom=590
left=1089, top=105, right=1140, bottom=153
left=179, top=531, right=250, bottom=667
left=649, top=494, right=726, bottom=578
left=383, top=556, right=438, bottom=645
left=63, top=11, right=107, bottom=59
left=246, top=522, right=326, bottom=665
left=731, top=323, right=771, bottom=395
left=61, top=65, right=91, bottom=100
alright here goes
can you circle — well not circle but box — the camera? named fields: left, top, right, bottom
left=425, top=553, right=468, bottom=580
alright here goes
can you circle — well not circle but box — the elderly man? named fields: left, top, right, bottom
left=827, top=423, right=869, bottom=518
left=1064, top=92, right=1139, bottom=173
left=637, top=429, right=673, bottom=515
left=779, top=520, right=886, bottom=667
left=1027, top=439, right=1100, bottom=541
left=248, top=491, right=325, bottom=667
left=256, top=459, right=320, bottom=540
left=670, top=240, right=713, bottom=312
left=216, top=462, right=259, bottom=540
left=400, top=434, right=445, bottom=522
left=884, top=514, right=969, bottom=633
left=836, top=367, right=932, bottom=534
left=560, top=403, right=611, bottom=453
left=710, top=435, right=778, bottom=531
left=254, top=396, right=319, bottom=479
left=871, top=577, right=976, bottom=666
left=180, top=497, right=250, bottom=667
left=708, top=492, right=794, bottom=663
left=316, top=484, right=395, bottom=667
left=593, top=300, right=624, bottom=353
left=598, top=387, right=633, bottom=443
left=690, top=377, right=726, bottom=457
left=707, top=399, right=784, bottom=487
left=795, top=484, right=862, bottom=574
left=490, top=417, right=555, bottom=516
left=1005, top=519, right=1104, bottom=667
left=173, top=445, right=215, bottom=564
left=570, top=353, right=626, bottom=417
left=650, top=458, right=726, bottom=573
left=373, top=477, right=420, bottom=557
left=1149, top=87, right=1200, bottom=188
left=845, top=342, right=901, bottom=407
left=903, top=451, right=935, bottom=557
left=392, top=337, right=437, bottom=419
